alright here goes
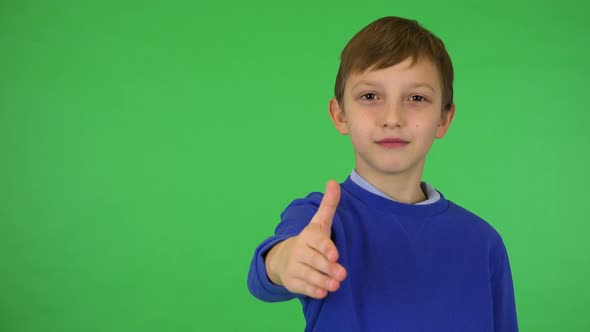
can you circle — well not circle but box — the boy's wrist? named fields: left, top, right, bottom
left=264, top=240, right=287, bottom=286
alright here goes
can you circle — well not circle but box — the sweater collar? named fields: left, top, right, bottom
left=341, top=176, right=449, bottom=218
left=350, top=169, right=441, bottom=205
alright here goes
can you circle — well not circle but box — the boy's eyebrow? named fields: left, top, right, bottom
left=351, top=81, right=382, bottom=90
left=352, top=81, right=436, bottom=93
left=407, top=82, right=436, bottom=93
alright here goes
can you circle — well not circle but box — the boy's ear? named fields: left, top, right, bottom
left=329, top=98, right=349, bottom=135
left=435, top=103, right=456, bottom=139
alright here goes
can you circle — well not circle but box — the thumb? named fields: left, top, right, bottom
left=310, top=180, right=341, bottom=235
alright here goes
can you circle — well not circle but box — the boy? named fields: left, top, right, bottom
left=247, top=16, right=518, bottom=331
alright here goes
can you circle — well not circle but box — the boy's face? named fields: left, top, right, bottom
left=329, top=57, right=455, bottom=181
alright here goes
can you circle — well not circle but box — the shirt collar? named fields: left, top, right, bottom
left=350, top=169, right=441, bottom=205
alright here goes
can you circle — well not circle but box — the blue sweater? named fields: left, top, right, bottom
left=247, top=176, right=518, bottom=331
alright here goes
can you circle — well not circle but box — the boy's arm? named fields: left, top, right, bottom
left=247, top=181, right=346, bottom=302
left=247, top=194, right=320, bottom=302
left=491, top=236, right=519, bottom=331
left=247, top=234, right=301, bottom=302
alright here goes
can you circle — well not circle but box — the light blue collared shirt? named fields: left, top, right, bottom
left=350, top=169, right=440, bottom=205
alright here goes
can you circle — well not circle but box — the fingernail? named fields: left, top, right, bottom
left=326, top=250, right=334, bottom=260
left=331, top=280, right=340, bottom=290
left=317, top=288, right=327, bottom=298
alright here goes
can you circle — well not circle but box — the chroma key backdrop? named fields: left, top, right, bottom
left=1, top=0, right=588, bottom=331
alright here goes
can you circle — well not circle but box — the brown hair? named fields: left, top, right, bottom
left=334, top=16, right=454, bottom=112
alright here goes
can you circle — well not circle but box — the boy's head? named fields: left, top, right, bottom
left=334, top=16, right=454, bottom=113
left=328, top=16, right=456, bottom=185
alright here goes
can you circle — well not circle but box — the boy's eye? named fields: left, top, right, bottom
left=360, top=93, right=378, bottom=100
left=410, top=95, right=426, bottom=102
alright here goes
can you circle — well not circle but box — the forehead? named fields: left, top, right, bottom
left=346, top=57, right=441, bottom=92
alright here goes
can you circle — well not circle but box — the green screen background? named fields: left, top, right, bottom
left=1, top=1, right=588, bottom=331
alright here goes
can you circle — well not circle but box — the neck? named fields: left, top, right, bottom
left=355, top=167, right=426, bottom=204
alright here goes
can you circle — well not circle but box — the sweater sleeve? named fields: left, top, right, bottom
left=246, top=193, right=322, bottom=302
left=490, top=235, right=519, bottom=331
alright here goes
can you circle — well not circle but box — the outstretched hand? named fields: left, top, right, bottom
left=265, top=180, right=347, bottom=299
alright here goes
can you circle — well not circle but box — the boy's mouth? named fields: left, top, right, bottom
left=376, top=137, right=409, bottom=148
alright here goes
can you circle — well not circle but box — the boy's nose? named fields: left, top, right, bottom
left=381, top=102, right=406, bottom=128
